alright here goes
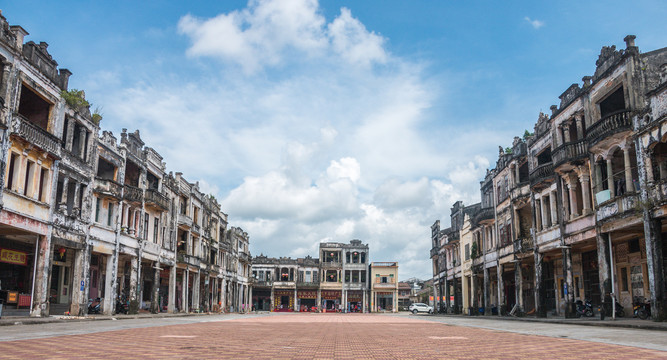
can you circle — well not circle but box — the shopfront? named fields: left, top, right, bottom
left=297, top=289, right=317, bottom=311
left=49, top=246, right=74, bottom=315
left=376, top=292, right=394, bottom=311
left=346, top=290, right=363, bottom=312
left=274, top=289, right=293, bottom=311
left=252, top=289, right=271, bottom=311
left=321, top=290, right=341, bottom=311
left=0, top=239, right=36, bottom=315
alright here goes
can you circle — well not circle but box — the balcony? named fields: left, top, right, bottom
left=596, top=192, right=639, bottom=224
left=321, top=261, right=341, bottom=268
left=94, top=177, right=122, bottom=199
left=253, top=280, right=273, bottom=287
left=297, top=280, right=320, bottom=287
left=192, top=223, right=201, bottom=234
left=510, top=182, right=530, bottom=201
left=145, top=188, right=169, bottom=210
left=177, top=213, right=193, bottom=228
left=430, top=247, right=439, bottom=258
left=473, top=207, right=494, bottom=224
left=552, top=139, right=588, bottom=168
left=586, top=110, right=632, bottom=147
left=13, top=114, right=61, bottom=157
left=529, top=162, right=555, bottom=187
left=123, top=184, right=143, bottom=203
left=177, top=252, right=200, bottom=267
left=239, top=251, right=250, bottom=263
left=513, top=237, right=534, bottom=253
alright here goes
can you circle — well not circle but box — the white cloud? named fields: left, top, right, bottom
left=92, top=0, right=507, bottom=280
left=178, top=0, right=387, bottom=73
left=524, top=16, right=545, bottom=29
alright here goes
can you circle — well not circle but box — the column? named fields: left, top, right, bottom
left=575, top=117, right=584, bottom=141
left=71, top=247, right=90, bottom=316
left=606, top=158, right=615, bottom=196
left=596, top=232, right=612, bottom=317
left=444, top=276, right=449, bottom=312
left=193, top=272, right=201, bottom=312
left=103, top=254, right=116, bottom=315
left=514, top=260, right=523, bottom=313
left=622, top=146, right=634, bottom=192
left=534, top=251, right=546, bottom=317
left=644, top=152, right=655, bottom=183
left=659, top=159, right=667, bottom=181
left=562, top=248, right=575, bottom=318
left=249, top=286, right=253, bottom=312
left=294, top=287, right=298, bottom=312
left=183, top=269, right=189, bottom=313
left=535, top=198, right=542, bottom=230
left=483, top=266, right=490, bottom=314
left=549, top=190, right=557, bottom=226
left=78, top=126, right=87, bottom=160
left=72, top=182, right=81, bottom=216
left=151, top=263, right=160, bottom=313
left=471, top=271, right=478, bottom=313
left=496, top=263, right=504, bottom=315
left=561, top=179, right=570, bottom=221
left=59, top=177, right=69, bottom=212
left=563, top=125, right=571, bottom=143
left=362, top=289, right=366, bottom=313
left=129, top=257, right=139, bottom=314
left=65, top=118, right=76, bottom=151
left=316, top=288, right=321, bottom=312
left=568, top=180, right=579, bottom=218
left=168, top=265, right=176, bottom=313
left=580, top=173, right=592, bottom=214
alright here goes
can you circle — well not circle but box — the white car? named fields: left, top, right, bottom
left=409, top=303, right=433, bottom=314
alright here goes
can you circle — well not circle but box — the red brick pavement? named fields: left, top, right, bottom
left=0, top=314, right=665, bottom=359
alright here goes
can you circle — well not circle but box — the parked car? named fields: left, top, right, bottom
left=409, top=303, right=433, bottom=314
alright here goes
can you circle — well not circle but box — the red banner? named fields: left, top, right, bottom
left=0, top=248, right=28, bottom=266
left=321, top=290, right=341, bottom=300
left=297, top=290, right=317, bottom=299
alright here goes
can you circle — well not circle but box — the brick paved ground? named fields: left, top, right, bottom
left=0, top=313, right=665, bottom=359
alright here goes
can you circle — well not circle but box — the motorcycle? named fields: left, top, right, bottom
left=575, top=299, right=594, bottom=317
left=115, top=295, right=129, bottom=315
left=88, top=297, right=101, bottom=314
left=613, top=299, right=625, bottom=318
left=633, top=298, right=651, bottom=320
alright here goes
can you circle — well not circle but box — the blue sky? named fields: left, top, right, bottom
left=3, top=0, right=665, bottom=280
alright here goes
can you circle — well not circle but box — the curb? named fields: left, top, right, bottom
left=428, top=313, right=667, bottom=331
left=0, top=312, right=227, bottom=327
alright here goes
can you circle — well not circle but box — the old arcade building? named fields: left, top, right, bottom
left=0, top=13, right=251, bottom=317
left=251, top=240, right=370, bottom=313
left=430, top=36, right=667, bottom=321
left=369, top=262, right=398, bottom=312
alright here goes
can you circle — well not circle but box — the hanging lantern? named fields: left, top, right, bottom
left=58, top=247, right=66, bottom=259
left=330, top=252, right=334, bottom=257
left=353, top=252, right=358, bottom=255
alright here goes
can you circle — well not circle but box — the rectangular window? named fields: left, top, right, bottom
left=153, top=217, right=159, bottom=243
left=381, top=277, right=388, bottom=283
left=144, top=214, right=149, bottom=240
left=95, top=198, right=100, bottom=223
left=7, top=153, right=18, bottom=190
left=38, top=167, right=48, bottom=202
left=107, top=202, right=114, bottom=226
left=621, top=267, right=629, bottom=292
left=465, top=244, right=470, bottom=260
left=24, top=160, right=34, bottom=196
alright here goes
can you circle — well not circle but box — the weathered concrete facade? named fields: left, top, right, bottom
left=431, top=36, right=667, bottom=321
left=251, top=240, right=370, bottom=313
left=0, top=13, right=250, bottom=317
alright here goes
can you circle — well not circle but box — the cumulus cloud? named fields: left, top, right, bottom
left=94, top=0, right=499, bottom=279
left=178, top=0, right=387, bottom=73
left=524, top=16, right=545, bottom=29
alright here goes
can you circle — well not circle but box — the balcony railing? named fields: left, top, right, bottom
left=123, top=184, right=143, bottom=203
left=586, top=110, right=632, bottom=146
left=177, top=252, right=200, bottom=267
left=239, top=251, right=250, bottom=263
left=529, top=162, right=555, bottom=186
left=321, top=261, right=341, bottom=268
left=14, top=114, right=61, bottom=156
left=430, top=247, right=439, bottom=258
left=192, top=223, right=201, bottom=234
left=513, top=237, right=534, bottom=253
left=177, top=213, right=193, bottom=228
left=94, top=177, right=122, bottom=199
left=510, top=182, right=530, bottom=201
left=297, top=280, right=320, bottom=286
left=552, top=139, right=588, bottom=168
left=145, top=188, right=169, bottom=210
left=473, top=207, right=494, bottom=224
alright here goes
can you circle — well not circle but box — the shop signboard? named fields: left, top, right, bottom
left=297, top=290, right=317, bottom=299
left=0, top=248, right=28, bottom=266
